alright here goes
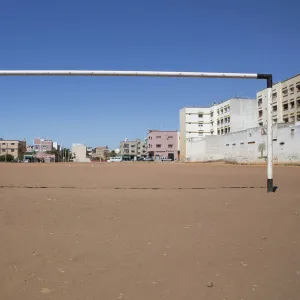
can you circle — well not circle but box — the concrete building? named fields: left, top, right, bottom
left=185, top=123, right=300, bottom=164
left=90, top=146, right=109, bottom=161
left=146, top=130, right=178, bottom=161
left=33, top=138, right=53, bottom=153
left=257, top=74, right=300, bottom=126
left=119, top=139, right=147, bottom=160
left=72, top=144, right=91, bottom=162
left=0, top=139, right=26, bottom=160
left=180, top=98, right=257, bottom=161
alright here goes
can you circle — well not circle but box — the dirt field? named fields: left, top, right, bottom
left=0, top=163, right=300, bottom=300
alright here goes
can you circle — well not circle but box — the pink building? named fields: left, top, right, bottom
left=33, top=138, right=53, bottom=153
left=146, top=130, right=178, bottom=161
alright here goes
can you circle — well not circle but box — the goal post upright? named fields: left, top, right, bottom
left=0, top=70, right=274, bottom=192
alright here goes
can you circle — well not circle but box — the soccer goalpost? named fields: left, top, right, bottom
left=0, top=70, right=273, bottom=192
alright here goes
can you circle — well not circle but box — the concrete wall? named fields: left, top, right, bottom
left=72, top=144, right=91, bottom=163
left=186, top=124, right=300, bottom=164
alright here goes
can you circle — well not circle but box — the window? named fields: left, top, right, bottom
left=290, top=115, right=295, bottom=123
left=167, top=136, right=173, bottom=139
left=124, top=144, right=129, bottom=148
left=284, top=117, right=289, bottom=123
left=199, top=132, right=203, bottom=136
left=273, top=105, right=277, bottom=112
left=290, top=86, right=294, bottom=94
left=259, top=122, right=263, bottom=126
left=221, top=119, right=224, bottom=124
left=210, top=112, right=213, bottom=117
left=228, top=127, right=230, bottom=133
left=272, top=92, right=277, bottom=99
left=131, top=144, right=135, bottom=147
left=2, top=149, right=5, bottom=152
left=156, top=136, right=161, bottom=139
left=198, top=113, right=203, bottom=118
left=11, top=143, right=15, bottom=145
left=297, top=115, right=300, bottom=121
left=224, top=107, right=227, bottom=113
left=168, top=144, right=173, bottom=148
left=131, top=150, right=135, bottom=153
left=258, top=98, right=262, bottom=106
left=198, top=124, right=203, bottom=127
left=220, top=109, right=223, bottom=114
left=259, top=110, right=263, bottom=117
left=282, top=88, right=288, bottom=96
left=221, top=129, right=224, bottom=134
left=273, top=118, right=277, bottom=124
left=297, top=83, right=300, bottom=92
left=2, top=143, right=5, bottom=145
left=283, top=103, right=288, bottom=111
left=227, top=117, right=230, bottom=123
left=148, top=144, right=152, bottom=148
left=156, top=144, right=161, bottom=148
left=11, top=149, right=15, bottom=152
left=224, top=117, right=227, bottom=123
left=297, top=99, right=300, bottom=107
left=290, top=101, right=295, bottom=109
left=225, top=128, right=228, bottom=134
left=217, top=120, right=220, bottom=125
left=217, top=130, right=220, bottom=135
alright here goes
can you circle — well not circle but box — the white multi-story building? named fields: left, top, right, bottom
left=257, top=74, right=300, bottom=126
left=180, top=98, right=257, bottom=161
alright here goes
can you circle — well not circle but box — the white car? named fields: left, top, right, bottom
left=107, top=157, right=122, bottom=163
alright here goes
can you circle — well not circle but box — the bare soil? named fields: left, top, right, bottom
left=0, top=163, right=300, bottom=300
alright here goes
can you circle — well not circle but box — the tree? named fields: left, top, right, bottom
left=0, top=154, right=14, bottom=162
left=109, top=150, right=116, bottom=157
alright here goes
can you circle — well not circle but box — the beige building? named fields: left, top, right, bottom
left=90, top=146, right=109, bottom=161
left=257, top=74, right=300, bottom=126
left=72, top=143, right=91, bottom=162
left=0, top=140, right=26, bottom=160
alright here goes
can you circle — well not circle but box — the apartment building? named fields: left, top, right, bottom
left=146, top=130, right=178, bottom=161
left=119, top=139, right=147, bottom=160
left=0, top=139, right=26, bottom=159
left=180, top=98, right=257, bottom=161
left=33, top=138, right=53, bottom=153
left=257, top=74, right=300, bottom=125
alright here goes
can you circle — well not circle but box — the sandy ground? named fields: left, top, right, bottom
left=0, top=162, right=300, bottom=300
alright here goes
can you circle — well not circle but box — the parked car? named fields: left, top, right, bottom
left=160, top=157, right=172, bottom=162
left=107, top=157, right=122, bottom=163
left=144, top=157, right=154, bottom=162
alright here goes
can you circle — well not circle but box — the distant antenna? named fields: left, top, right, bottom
left=125, top=138, right=128, bottom=142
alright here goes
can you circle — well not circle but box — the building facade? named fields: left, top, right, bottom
left=257, top=74, right=300, bottom=126
left=72, top=144, right=91, bottom=162
left=90, top=146, right=109, bottom=161
left=119, top=139, right=147, bottom=160
left=180, top=98, right=257, bottom=161
left=146, top=130, right=178, bottom=161
left=33, top=138, right=53, bottom=153
left=0, top=140, right=26, bottom=160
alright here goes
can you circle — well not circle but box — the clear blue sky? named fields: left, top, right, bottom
left=1, top=0, right=299, bottom=149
